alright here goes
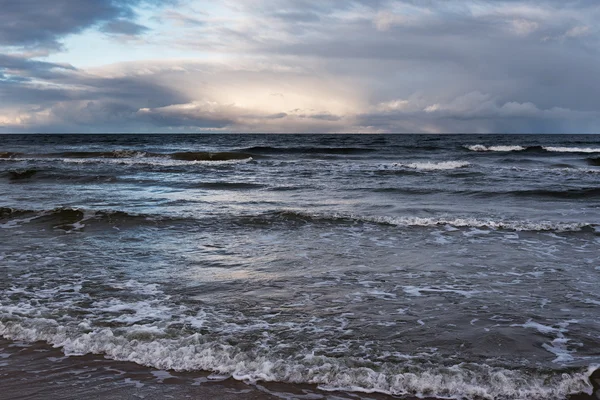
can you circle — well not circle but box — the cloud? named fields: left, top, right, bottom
left=1, top=0, right=600, bottom=133
left=0, top=0, right=161, bottom=50
left=564, top=25, right=591, bottom=38
left=510, top=19, right=540, bottom=36
left=101, top=19, right=149, bottom=36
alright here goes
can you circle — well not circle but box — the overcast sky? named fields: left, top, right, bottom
left=1, top=0, right=599, bottom=133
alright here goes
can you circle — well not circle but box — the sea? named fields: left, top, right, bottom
left=1, top=134, right=599, bottom=400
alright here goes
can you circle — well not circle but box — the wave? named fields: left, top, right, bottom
left=193, top=182, right=266, bottom=190
left=24, top=156, right=253, bottom=167
left=0, top=207, right=179, bottom=231
left=587, top=157, right=600, bottom=167
left=2, top=207, right=596, bottom=233
left=0, top=319, right=596, bottom=400
left=360, top=185, right=600, bottom=199
left=265, top=210, right=596, bottom=232
left=0, top=151, right=255, bottom=165
left=0, top=152, right=21, bottom=159
left=7, top=169, right=38, bottom=180
left=465, top=145, right=526, bottom=152
left=544, top=147, right=600, bottom=154
left=510, top=188, right=600, bottom=200
left=383, top=161, right=471, bottom=171
left=239, top=146, right=375, bottom=155
left=56, top=150, right=152, bottom=159
left=465, top=145, right=600, bottom=154
left=170, top=151, right=255, bottom=161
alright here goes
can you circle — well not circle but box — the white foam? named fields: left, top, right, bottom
left=543, top=147, right=600, bottom=153
left=390, top=161, right=471, bottom=171
left=0, top=214, right=41, bottom=229
left=512, top=320, right=581, bottom=364
left=543, top=338, right=575, bottom=364
left=16, top=156, right=253, bottom=167
left=0, top=319, right=595, bottom=400
left=465, top=145, right=526, bottom=152
left=513, top=320, right=559, bottom=334
left=284, top=210, right=594, bottom=232
left=403, top=286, right=480, bottom=298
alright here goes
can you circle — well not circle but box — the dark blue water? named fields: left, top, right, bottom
left=1, top=134, right=600, bottom=399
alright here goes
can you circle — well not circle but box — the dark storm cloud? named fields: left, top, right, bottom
left=0, top=54, right=76, bottom=81
left=0, top=0, right=160, bottom=49
left=137, top=108, right=234, bottom=129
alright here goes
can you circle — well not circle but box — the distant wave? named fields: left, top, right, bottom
left=3, top=207, right=595, bottom=233
left=465, top=145, right=526, bottom=152
left=0, top=152, right=21, bottom=159
left=9, top=156, right=254, bottom=167
left=510, top=187, right=600, bottom=199
left=381, top=161, right=471, bottom=171
left=6, top=169, right=38, bottom=180
left=465, top=145, right=600, bottom=153
left=259, top=210, right=596, bottom=232
left=0, top=207, right=179, bottom=231
left=238, top=146, right=375, bottom=154
left=587, top=157, right=600, bottom=166
left=544, top=146, right=600, bottom=153
left=192, top=182, right=266, bottom=190
left=0, top=151, right=255, bottom=165
left=366, top=186, right=600, bottom=199
left=171, top=151, right=255, bottom=161
left=56, top=150, right=152, bottom=158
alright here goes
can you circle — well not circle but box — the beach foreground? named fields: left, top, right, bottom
left=0, top=338, right=428, bottom=400
left=1, top=338, right=598, bottom=400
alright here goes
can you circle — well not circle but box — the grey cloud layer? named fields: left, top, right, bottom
left=1, top=0, right=599, bottom=132
left=0, top=0, right=160, bottom=49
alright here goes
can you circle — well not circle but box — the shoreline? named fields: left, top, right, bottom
left=1, top=338, right=597, bottom=400
left=0, top=338, right=420, bottom=400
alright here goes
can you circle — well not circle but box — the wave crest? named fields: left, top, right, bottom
left=465, top=145, right=600, bottom=154
left=171, top=151, right=255, bottom=161
left=465, top=145, right=526, bottom=152
left=239, top=146, right=375, bottom=154
left=268, top=210, right=595, bottom=232
left=383, top=161, right=471, bottom=171
left=0, top=319, right=595, bottom=400
left=543, top=147, right=600, bottom=153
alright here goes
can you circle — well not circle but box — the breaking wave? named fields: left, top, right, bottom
left=56, top=150, right=152, bottom=158
left=2, top=207, right=596, bottom=233
left=238, top=146, right=376, bottom=154
left=0, top=319, right=596, bottom=400
left=0, top=207, right=179, bottom=231
left=259, top=210, right=596, bottom=232
left=0, top=151, right=255, bottom=165
left=465, top=145, right=600, bottom=154
left=382, top=161, right=471, bottom=171
left=465, top=145, right=526, bottom=152
left=543, top=147, right=600, bottom=153
left=0, top=206, right=600, bottom=232
left=171, top=151, right=256, bottom=161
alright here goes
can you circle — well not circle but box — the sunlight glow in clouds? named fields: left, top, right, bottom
left=1, top=0, right=599, bottom=133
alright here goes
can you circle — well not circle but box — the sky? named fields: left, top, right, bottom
left=1, top=0, right=599, bottom=134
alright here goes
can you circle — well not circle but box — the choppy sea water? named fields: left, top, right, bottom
left=1, top=134, right=599, bottom=400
